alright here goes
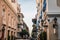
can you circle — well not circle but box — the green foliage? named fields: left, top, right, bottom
left=20, top=29, right=29, bottom=38
left=40, top=31, right=47, bottom=40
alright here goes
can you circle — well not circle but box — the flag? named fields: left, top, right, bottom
left=43, top=0, right=46, bottom=12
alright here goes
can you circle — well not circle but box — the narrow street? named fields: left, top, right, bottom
left=0, top=0, right=60, bottom=40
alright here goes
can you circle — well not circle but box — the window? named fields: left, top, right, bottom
left=8, top=30, right=10, bottom=35
left=11, top=0, right=15, bottom=3
left=37, top=9, right=39, bottom=12
left=2, top=9, right=5, bottom=16
left=11, top=31, right=13, bottom=40
left=18, top=24, right=20, bottom=28
left=8, top=30, right=10, bottom=40
left=8, top=13, right=10, bottom=16
left=18, top=25, right=20, bottom=28
left=38, top=3, right=40, bottom=6
left=18, top=15, right=20, bottom=21
left=57, top=0, right=60, bottom=7
left=17, top=32, right=20, bottom=37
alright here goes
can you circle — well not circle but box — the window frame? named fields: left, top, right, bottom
left=11, top=0, right=16, bottom=3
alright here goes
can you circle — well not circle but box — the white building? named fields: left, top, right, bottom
left=47, top=0, right=60, bottom=40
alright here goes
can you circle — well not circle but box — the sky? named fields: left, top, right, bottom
left=18, top=0, right=37, bottom=35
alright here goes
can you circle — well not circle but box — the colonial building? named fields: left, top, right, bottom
left=36, top=0, right=48, bottom=40
left=32, top=18, right=37, bottom=40
left=17, top=5, right=29, bottom=38
left=23, top=21, right=30, bottom=38
left=36, top=0, right=60, bottom=40
left=23, top=21, right=29, bottom=31
left=0, top=0, right=19, bottom=40
left=17, top=12, right=24, bottom=38
left=47, top=0, right=60, bottom=40
left=17, top=19, right=30, bottom=39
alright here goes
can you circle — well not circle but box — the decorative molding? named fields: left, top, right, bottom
left=3, top=0, right=17, bottom=16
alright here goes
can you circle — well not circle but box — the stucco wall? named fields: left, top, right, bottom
left=48, top=0, right=60, bottom=12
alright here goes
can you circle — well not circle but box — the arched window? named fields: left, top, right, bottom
left=2, top=9, right=5, bottom=16
left=18, top=15, right=20, bottom=21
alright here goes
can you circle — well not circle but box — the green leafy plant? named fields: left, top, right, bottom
left=40, top=31, right=47, bottom=40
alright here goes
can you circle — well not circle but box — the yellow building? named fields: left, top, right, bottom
left=0, top=0, right=20, bottom=40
